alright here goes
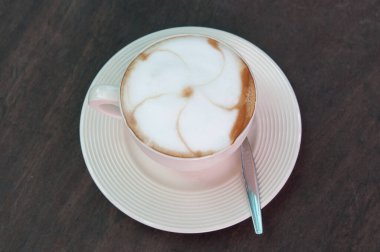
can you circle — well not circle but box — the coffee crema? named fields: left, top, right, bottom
left=121, top=36, right=255, bottom=158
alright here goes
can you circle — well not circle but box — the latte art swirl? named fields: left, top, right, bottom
left=121, top=36, right=255, bottom=158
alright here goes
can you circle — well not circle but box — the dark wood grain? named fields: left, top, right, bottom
left=1, top=0, right=379, bottom=251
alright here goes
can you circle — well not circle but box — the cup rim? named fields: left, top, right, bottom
left=119, top=33, right=257, bottom=161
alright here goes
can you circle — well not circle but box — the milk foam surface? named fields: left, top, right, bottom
left=121, top=36, right=255, bottom=157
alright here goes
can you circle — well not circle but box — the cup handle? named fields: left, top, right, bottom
left=88, top=85, right=122, bottom=119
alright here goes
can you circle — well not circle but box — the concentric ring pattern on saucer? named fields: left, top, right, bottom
left=80, top=27, right=302, bottom=233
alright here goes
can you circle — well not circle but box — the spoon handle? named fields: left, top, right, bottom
left=241, top=138, right=263, bottom=234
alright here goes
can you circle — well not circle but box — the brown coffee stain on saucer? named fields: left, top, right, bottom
left=229, top=65, right=256, bottom=143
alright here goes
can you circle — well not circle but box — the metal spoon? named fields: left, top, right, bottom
left=240, top=138, right=263, bottom=234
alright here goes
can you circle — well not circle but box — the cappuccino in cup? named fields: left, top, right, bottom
left=120, top=35, right=256, bottom=158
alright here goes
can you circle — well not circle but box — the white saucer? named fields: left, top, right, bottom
left=80, top=27, right=301, bottom=233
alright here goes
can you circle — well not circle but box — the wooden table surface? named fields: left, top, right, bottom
left=1, top=0, right=379, bottom=251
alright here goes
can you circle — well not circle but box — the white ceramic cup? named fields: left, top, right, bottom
left=88, top=34, right=256, bottom=171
